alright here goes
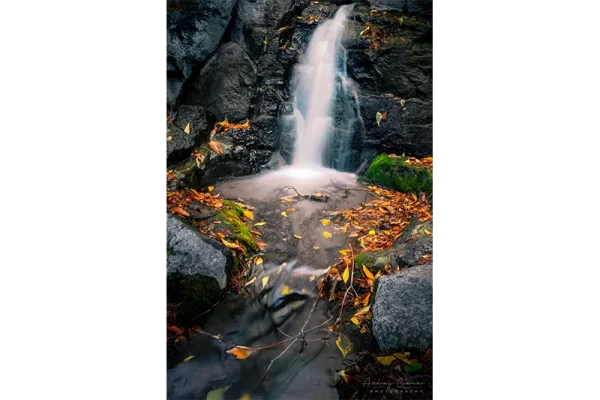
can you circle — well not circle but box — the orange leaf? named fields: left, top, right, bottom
left=362, top=265, right=375, bottom=280
left=172, top=207, right=190, bottom=217
left=167, top=325, right=182, bottom=336
left=226, top=346, right=253, bottom=360
left=209, top=140, right=224, bottom=154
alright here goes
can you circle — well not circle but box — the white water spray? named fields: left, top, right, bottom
left=291, top=4, right=355, bottom=167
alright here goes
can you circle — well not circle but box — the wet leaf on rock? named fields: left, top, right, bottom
left=254, top=222, right=267, bottom=226
left=226, top=346, right=253, bottom=360
left=261, top=276, right=269, bottom=289
left=322, top=231, right=332, bottom=239
left=184, top=122, right=191, bottom=134
left=243, top=210, right=254, bottom=220
left=336, top=334, right=353, bottom=358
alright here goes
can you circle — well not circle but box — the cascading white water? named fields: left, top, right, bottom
left=291, top=4, right=355, bottom=167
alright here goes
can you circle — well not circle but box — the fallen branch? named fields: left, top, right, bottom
left=277, top=186, right=330, bottom=203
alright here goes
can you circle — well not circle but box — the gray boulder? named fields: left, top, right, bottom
left=372, top=264, right=432, bottom=352
left=179, top=42, right=258, bottom=122
left=167, top=0, right=237, bottom=106
left=167, top=215, right=234, bottom=322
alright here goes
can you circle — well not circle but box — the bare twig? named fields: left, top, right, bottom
left=334, top=244, right=355, bottom=328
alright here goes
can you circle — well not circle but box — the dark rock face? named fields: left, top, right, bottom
left=167, top=105, right=208, bottom=166
left=180, top=42, right=258, bottom=122
left=369, top=0, right=433, bottom=16
left=372, top=264, right=432, bottom=352
left=167, top=215, right=234, bottom=321
left=396, top=235, right=432, bottom=267
left=167, top=0, right=237, bottom=106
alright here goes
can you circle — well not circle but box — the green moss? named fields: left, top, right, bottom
left=364, top=154, right=432, bottom=196
left=217, top=200, right=257, bottom=252
left=354, top=252, right=376, bottom=268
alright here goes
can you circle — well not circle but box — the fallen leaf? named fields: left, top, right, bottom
left=244, top=277, right=256, bottom=287
left=359, top=26, right=370, bottom=36
left=209, top=140, right=224, bottom=154
left=221, top=239, right=241, bottom=250
left=354, top=305, right=371, bottom=316
left=167, top=136, right=172, bottom=141
left=360, top=325, right=367, bottom=334
left=281, top=285, right=291, bottom=296
left=184, top=122, right=191, bottom=134
left=322, top=231, right=332, bottom=239
left=172, top=207, right=190, bottom=217
left=376, top=112, right=383, bottom=126
left=362, top=265, right=375, bottom=280
left=313, top=245, right=320, bottom=250
left=261, top=276, right=269, bottom=289
left=336, top=334, right=353, bottom=357
left=183, top=355, right=195, bottom=362
left=281, top=211, right=288, bottom=217
left=254, top=222, right=267, bottom=226
left=243, top=210, right=254, bottom=220
left=393, top=352, right=415, bottom=365
left=227, top=346, right=253, bottom=359
left=294, top=234, right=302, bottom=239
left=320, top=219, right=331, bottom=226
left=351, top=317, right=360, bottom=326
left=403, top=362, right=423, bottom=373
left=207, top=185, right=214, bottom=192
left=339, top=249, right=349, bottom=256
left=342, top=266, right=350, bottom=283
left=239, top=395, right=251, bottom=400
left=255, top=257, right=263, bottom=265
left=278, top=25, right=290, bottom=31
left=377, top=355, right=397, bottom=366
left=206, top=385, right=231, bottom=400
left=309, top=276, right=316, bottom=282
left=369, top=230, right=376, bottom=236
left=424, top=229, right=432, bottom=235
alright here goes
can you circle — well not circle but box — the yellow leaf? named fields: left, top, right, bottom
left=359, top=26, right=370, bottom=36
left=167, top=136, right=172, bottom=141
left=239, top=395, right=251, bottom=400
left=281, top=285, right=291, bottom=296
left=207, top=185, right=214, bottom=192
left=313, top=245, right=320, bottom=250
left=243, top=210, right=254, bottom=220
left=322, top=231, right=332, bottom=239
left=309, top=276, right=315, bottom=282
left=351, top=317, right=360, bottom=326
left=335, top=334, right=353, bottom=357
left=227, top=346, right=253, bottom=360
left=320, top=219, right=331, bottom=226
left=281, top=211, right=287, bottom=217
left=362, top=265, right=374, bottom=280
left=339, top=249, right=348, bottom=256
left=207, top=385, right=231, bottom=400
left=278, top=25, right=290, bottom=31
left=422, top=157, right=433, bottom=163
left=376, top=112, right=383, bottom=126
left=183, top=355, right=195, bottom=362
left=261, top=276, right=269, bottom=289
left=354, top=305, right=371, bottom=316
left=393, top=352, right=416, bottom=365
left=360, top=325, right=367, bottom=334
left=244, top=276, right=256, bottom=287
left=342, top=266, right=350, bottom=283
left=221, top=239, right=241, bottom=250
left=184, top=122, right=191, bottom=134
left=424, top=229, right=432, bottom=235
left=255, top=257, right=263, bottom=265
left=369, top=230, right=376, bottom=236
left=254, top=221, right=267, bottom=226
left=377, top=355, right=397, bottom=366
left=383, top=230, right=391, bottom=235
left=294, top=234, right=302, bottom=239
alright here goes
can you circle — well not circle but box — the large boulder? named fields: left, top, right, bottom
left=372, top=264, right=432, bottom=352
left=179, top=42, right=258, bottom=122
left=167, top=215, right=234, bottom=322
left=167, top=0, right=236, bottom=106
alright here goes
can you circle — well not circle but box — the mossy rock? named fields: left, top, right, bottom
left=167, top=274, right=221, bottom=325
left=217, top=200, right=257, bottom=252
left=364, top=154, right=432, bottom=196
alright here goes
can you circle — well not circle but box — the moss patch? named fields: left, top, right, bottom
left=217, top=200, right=257, bottom=252
left=354, top=252, right=376, bottom=269
left=364, top=154, right=432, bottom=196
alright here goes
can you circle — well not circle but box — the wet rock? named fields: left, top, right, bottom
left=369, top=0, right=433, bottom=16
left=372, top=264, right=432, bottom=352
left=396, top=234, right=432, bottom=267
left=180, top=42, right=258, bottom=122
left=167, top=215, right=234, bottom=321
left=167, top=0, right=237, bottom=106
left=167, top=105, right=208, bottom=166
